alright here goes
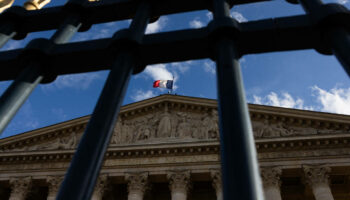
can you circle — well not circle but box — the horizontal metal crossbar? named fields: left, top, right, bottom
left=0, top=0, right=271, bottom=37
left=0, top=0, right=349, bottom=199
left=0, top=14, right=334, bottom=81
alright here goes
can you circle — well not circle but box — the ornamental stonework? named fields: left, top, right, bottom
left=0, top=95, right=350, bottom=154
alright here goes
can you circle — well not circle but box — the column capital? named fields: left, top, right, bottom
left=9, top=177, right=32, bottom=200
left=167, top=170, right=191, bottom=194
left=210, top=169, right=222, bottom=200
left=260, top=167, right=282, bottom=188
left=92, top=174, right=109, bottom=200
left=47, top=175, right=64, bottom=195
left=125, top=172, right=149, bottom=197
left=210, top=169, right=222, bottom=193
left=303, top=165, right=331, bottom=186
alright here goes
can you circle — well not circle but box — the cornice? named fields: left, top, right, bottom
left=0, top=141, right=220, bottom=165
left=1, top=95, right=350, bottom=153
left=0, top=133, right=349, bottom=165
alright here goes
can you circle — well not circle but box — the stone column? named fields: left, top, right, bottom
left=9, top=177, right=32, bottom=200
left=91, top=175, right=109, bottom=200
left=46, top=176, right=63, bottom=200
left=125, top=172, right=149, bottom=200
left=304, top=166, right=334, bottom=200
left=260, top=167, right=282, bottom=200
left=167, top=171, right=191, bottom=200
left=210, top=169, right=222, bottom=200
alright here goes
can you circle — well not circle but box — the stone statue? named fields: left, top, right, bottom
left=136, top=126, right=152, bottom=141
left=157, top=105, right=172, bottom=138
left=177, top=113, right=192, bottom=138
left=111, top=118, right=123, bottom=144
left=201, top=109, right=219, bottom=139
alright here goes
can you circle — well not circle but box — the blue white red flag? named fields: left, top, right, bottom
left=153, top=80, right=173, bottom=89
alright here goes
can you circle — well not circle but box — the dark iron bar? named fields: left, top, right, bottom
left=212, top=0, right=264, bottom=199
left=56, top=2, right=151, bottom=200
left=0, top=22, right=16, bottom=48
left=0, top=4, right=83, bottom=135
left=298, top=0, right=350, bottom=76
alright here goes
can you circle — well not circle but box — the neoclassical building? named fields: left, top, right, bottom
left=0, top=95, right=349, bottom=200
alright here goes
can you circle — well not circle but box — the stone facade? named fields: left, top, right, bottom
left=0, top=95, right=350, bottom=199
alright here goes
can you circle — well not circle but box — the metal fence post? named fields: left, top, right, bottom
left=56, top=2, right=151, bottom=200
left=212, top=0, right=264, bottom=199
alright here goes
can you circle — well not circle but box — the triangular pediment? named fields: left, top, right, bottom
left=1, top=95, right=350, bottom=153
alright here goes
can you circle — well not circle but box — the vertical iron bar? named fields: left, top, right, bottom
left=0, top=16, right=82, bottom=135
left=299, top=0, right=350, bottom=76
left=0, top=22, right=17, bottom=48
left=56, top=3, right=150, bottom=200
left=212, top=0, right=264, bottom=200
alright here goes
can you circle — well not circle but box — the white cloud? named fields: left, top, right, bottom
left=189, top=18, right=204, bottom=29
left=231, top=11, right=248, bottom=23
left=206, top=12, right=213, bottom=20
left=171, top=61, right=192, bottom=74
left=71, top=22, right=118, bottom=42
left=3, top=101, right=39, bottom=136
left=146, top=17, right=168, bottom=34
left=131, top=90, right=156, bottom=101
left=2, top=40, right=26, bottom=51
left=144, top=64, right=173, bottom=80
left=252, top=86, right=350, bottom=115
left=336, top=0, right=348, bottom=4
left=41, top=72, right=101, bottom=91
left=253, top=92, right=307, bottom=110
left=312, top=86, right=350, bottom=115
left=203, top=61, right=216, bottom=75
left=52, top=108, right=68, bottom=121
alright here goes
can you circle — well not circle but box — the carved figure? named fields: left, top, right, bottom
left=157, top=111, right=172, bottom=138
left=136, top=126, right=152, bottom=141
left=111, top=118, right=123, bottom=144
left=201, top=109, right=219, bottom=139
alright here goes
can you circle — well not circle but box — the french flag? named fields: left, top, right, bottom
left=153, top=80, right=173, bottom=89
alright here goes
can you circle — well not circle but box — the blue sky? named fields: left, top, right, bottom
left=1, top=0, right=350, bottom=138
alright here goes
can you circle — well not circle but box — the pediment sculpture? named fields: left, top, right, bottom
left=110, top=108, right=220, bottom=144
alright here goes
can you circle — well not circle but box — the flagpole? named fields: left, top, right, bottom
left=171, top=75, right=174, bottom=94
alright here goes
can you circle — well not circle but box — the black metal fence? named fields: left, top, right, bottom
left=0, top=0, right=349, bottom=199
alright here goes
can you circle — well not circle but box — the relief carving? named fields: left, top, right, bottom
left=110, top=108, right=220, bottom=144
left=253, top=120, right=317, bottom=138
left=157, top=105, right=172, bottom=138
left=1, top=131, right=81, bottom=152
left=36, top=132, right=78, bottom=150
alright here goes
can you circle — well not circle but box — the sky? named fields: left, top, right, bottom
left=0, top=0, right=350, bottom=138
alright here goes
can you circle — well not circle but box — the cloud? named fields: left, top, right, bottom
left=145, top=17, right=168, bottom=34
left=189, top=18, right=204, bottom=29
left=203, top=61, right=216, bottom=75
left=131, top=90, right=156, bottom=101
left=253, top=92, right=306, bottom=109
left=41, top=72, right=101, bottom=91
left=336, top=0, right=348, bottom=4
left=51, top=108, right=68, bottom=121
left=311, top=86, right=350, bottom=115
left=2, top=40, right=26, bottom=51
left=71, top=22, right=119, bottom=42
left=3, top=101, right=40, bottom=136
left=231, top=11, right=248, bottom=23
left=144, top=64, right=173, bottom=80
left=252, top=86, right=350, bottom=115
left=206, top=12, right=213, bottom=20
left=171, top=61, right=192, bottom=74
